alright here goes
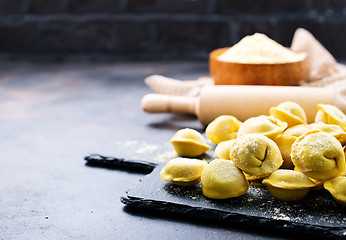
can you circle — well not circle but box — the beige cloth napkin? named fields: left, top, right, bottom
left=291, top=28, right=346, bottom=88
left=145, top=28, right=346, bottom=95
left=144, top=75, right=213, bottom=97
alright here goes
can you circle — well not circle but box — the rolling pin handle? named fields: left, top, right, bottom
left=141, top=94, right=197, bottom=115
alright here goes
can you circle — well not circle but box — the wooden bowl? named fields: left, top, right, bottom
left=209, top=47, right=307, bottom=86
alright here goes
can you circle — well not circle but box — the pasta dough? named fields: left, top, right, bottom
left=283, top=122, right=346, bottom=146
left=237, top=115, right=287, bottom=139
left=160, top=157, right=208, bottom=186
left=310, top=178, right=324, bottom=191
left=201, top=159, right=249, bottom=199
left=324, top=176, right=346, bottom=205
left=315, top=104, right=346, bottom=131
left=162, top=102, right=346, bottom=205
left=230, top=134, right=283, bottom=176
left=244, top=172, right=268, bottom=181
left=309, top=122, right=346, bottom=146
left=170, top=128, right=211, bottom=157
left=214, top=139, right=236, bottom=160
left=283, top=124, right=310, bottom=137
left=206, top=115, right=242, bottom=144
left=269, top=101, right=307, bottom=128
left=291, top=130, right=346, bottom=181
left=273, top=135, right=297, bottom=169
left=262, top=169, right=315, bottom=201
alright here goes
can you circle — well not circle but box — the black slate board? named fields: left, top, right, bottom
left=121, top=165, right=346, bottom=239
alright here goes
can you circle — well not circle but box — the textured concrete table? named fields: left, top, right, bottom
left=0, top=61, right=314, bottom=239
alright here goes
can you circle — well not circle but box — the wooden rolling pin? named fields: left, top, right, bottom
left=141, top=85, right=346, bottom=125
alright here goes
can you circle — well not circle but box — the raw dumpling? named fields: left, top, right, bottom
left=206, top=115, right=242, bottom=144
left=273, top=135, right=297, bottom=169
left=230, top=134, right=283, bottom=177
left=310, top=178, right=324, bottom=191
left=291, top=130, right=346, bottom=181
left=170, top=128, right=211, bottom=157
left=214, top=139, right=236, bottom=160
left=284, top=122, right=346, bottom=146
left=315, top=104, right=346, bottom=131
left=283, top=124, right=310, bottom=137
left=309, top=122, right=346, bottom=146
left=237, top=115, right=288, bottom=139
left=160, top=157, right=208, bottom=186
left=269, top=101, right=307, bottom=128
left=244, top=172, right=267, bottom=181
left=262, top=169, right=315, bottom=201
left=324, top=176, right=346, bottom=205
left=201, top=159, right=249, bottom=199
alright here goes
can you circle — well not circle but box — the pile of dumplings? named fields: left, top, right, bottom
left=160, top=101, right=346, bottom=204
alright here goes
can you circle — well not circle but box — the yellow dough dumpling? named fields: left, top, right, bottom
left=273, top=135, right=297, bottom=169
left=284, top=122, right=346, bottom=146
left=170, top=128, right=211, bottom=157
left=237, top=115, right=288, bottom=139
left=283, top=124, right=310, bottom=137
left=214, top=139, right=236, bottom=160
left=291, top=130, right=346, bottom=181
left=160, top=157, right=208, bottom=186
left=269, top=101, right=307, bottom=128
left=309, top=178, right=324, bottom=191
left=262, top=169, right=315, bottom=201
left=206, top=115, right=242, bottom=144
left=230, top=134, right=283, bottom=176
left=309, top=122, right=346, bottom=146
left=244, top=172, right=267, bottom=181
left=324, top=176, right=346, bottom=205
left=201, top=159, right=249, bottom=199
left=315, top=104, right=346, bottom=131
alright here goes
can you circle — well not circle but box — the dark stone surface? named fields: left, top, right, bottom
left=0, top=61, right=225, bottom=240
left=318, top=20, right=346, bottom=60
left=214, top=0, right=309, bottom=14
left=28, top=0, right=65, bottom=14
left=123, top=167, right=346, bottom=239
left=2, top=60, right=331, bottom=239
left=112, top=21, right=151, bottom=53
left=152, top=20, right=231, bottom=53
left=1, top=0, right=346, bottom=61
left=126, top=0, right=208, bottom=13
left=0, top=19, right=39, bottom=52
left=237, top=18, right=276, bottom=43
left=276, top=18, right=323, bottom=48
left=328, top=0, right=346, bottom=13
left=0, top=0, right=29, bottom=14
left=37, top=20, right=114, bottom=52
left=4, top=60, right=346, bottom=239
left=66, top=0, right=125, bottom=13
left=275, top=17, right=346, bottom=58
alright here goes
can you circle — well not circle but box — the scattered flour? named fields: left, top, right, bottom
left=136, top=144, right=159, bottom=154
left=154, top=151, right=178, bottom=163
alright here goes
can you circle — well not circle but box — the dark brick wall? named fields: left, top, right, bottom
left=0, top=0, right=346, bottom=61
